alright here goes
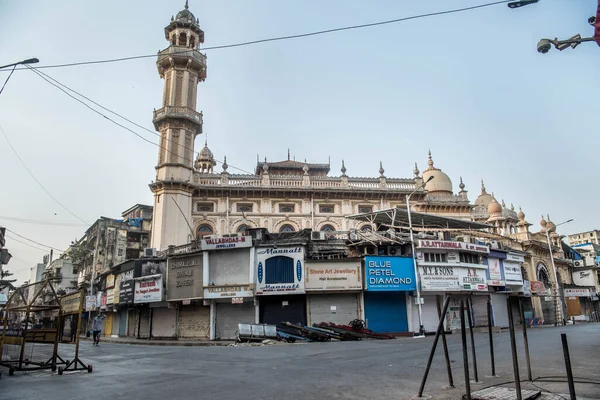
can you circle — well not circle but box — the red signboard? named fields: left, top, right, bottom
left=100, top=295, right=108, bottom=306
left=529, top=280, right=547, bottom=295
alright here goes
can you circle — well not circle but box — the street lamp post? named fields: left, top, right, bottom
left=0, top=58, right=39, bottom=97
left=545, top=218, right=573, bottom=326
left=407, top=175, right=434, bottom=337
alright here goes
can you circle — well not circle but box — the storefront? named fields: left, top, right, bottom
left=256, top=246, right=306, bottom=328
left=363, top=256, right=414, bottom=333
left=166, top=251, right=209, bottom=338
left=118, top=263, right=137, bottom=337
left=415, top=239, right=489, bottom=332
left=474, top=250, right=507, bottom=327
left=564, top=287, right=596, bottom=321
left=203, top=237, right=255, bottom=340
left=305, top=259, right=362, bottom=326
left=529, top=280, right=555, bottom=325
left=133, top=264, right=164, bottom=339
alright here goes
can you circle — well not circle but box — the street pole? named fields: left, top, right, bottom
left=0, top=58, right=39, bottom=96
left=544, top=218, right=573, bottom=326
left=408, top=175, right=433, bottom=337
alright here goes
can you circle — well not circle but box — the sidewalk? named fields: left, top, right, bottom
left=81, top=335, right=234, bottom=347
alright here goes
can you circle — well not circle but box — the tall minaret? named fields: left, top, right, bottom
left=150, top=1, right=207, bottom=250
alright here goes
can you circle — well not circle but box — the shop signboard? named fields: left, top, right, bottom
left=530, top=280, right=547, bottom=295
left=167, top=253, right=204, bottom=301
left=100, top=294, right=107, bottom=310
left=85, top=295, right=97, bottom=311
left=113, top=274, right=121, bottom=304
left=106, top=288, right=114, bottom=305
left=119, top=269, right=135, bottom=305
left=255, top=247, right=305, bottom=295
left=106, top=274, right=115, bottom=289
left=420, top=265, right=487, bottom=291
left=418, top=240, right=489, bottom=254
left=204, top=285, right=253, bottom=299
left=488, top=258, right=502, bottom=282
left=572, top=270, right=595, bottom=287
left=134, top=274, right=163, bottom=304
left=460, top=268, right=488, bottom=291
left=364, top=257, right=415, bottom=291
left=564, top=288, right=592, bottom=297
left=60, top=291, right=83, bottom=314
left=504, top=262, right=524, bottom=286
left=522, top=280, right=532, bottom=296
left=201, top=235, right=252, bottom=251
left=305, top=261, right=362, bottom=291
left=506, top=253, right=525, bottom=263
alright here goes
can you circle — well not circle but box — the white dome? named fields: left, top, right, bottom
left=422, top=151, right=453, bottom=193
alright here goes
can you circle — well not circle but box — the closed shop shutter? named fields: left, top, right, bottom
left=566, top=297, right=582, bottom=317
left=308, top=294, right=359, bottom=326
left=178, top=305, right=210, bottom=338
left=421, top=295, right=442, bottom=333
left=119, top=310, right=128, bottom=336
left=151, top=307, right=177, bottom=338
left=104, top=313, right=113, bottom=337
left=471, top=295, right=488, bottom=327
left=541, top=296, right=557, bottom=325
left=259, top=295, right=306, bottom=329
left=112, top=311, right=120, bottom=336
left=215, top=302, right=255, bottom=340
left=128, top=309, right=137, bottom=337
left=490, top=293, right=509, bottom=327
left=364, top=291, right=408, bottom=333
left=139, top=308, right=150, bottom=338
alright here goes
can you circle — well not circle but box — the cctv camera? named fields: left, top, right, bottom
left=537, top=39, right=551, bottom=54
left=589, top=16, right=596, bottom=26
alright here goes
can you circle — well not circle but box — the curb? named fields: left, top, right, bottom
left=81, top=337, right=234, bottom=347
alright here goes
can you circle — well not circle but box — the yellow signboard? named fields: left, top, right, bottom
left=60, top=291, right=83, bottom=315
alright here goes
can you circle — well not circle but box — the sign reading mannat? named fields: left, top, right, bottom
left=201, top=235, right=252, bottom=251
left=305, top=261, right=362, bottom=291
left=255, top=247, right=305, bottom=295
left=418, top=240, right=489, bottom=254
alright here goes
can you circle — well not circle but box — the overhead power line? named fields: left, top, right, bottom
left=26, top=65, right=255, bottom=175
left=4, top=1, right=510, bottom=71
left=5, top=228, right=65, bottom=252
left=5, top=234, right=51, bottom=253
left=0, top=215, right=87, bottom=227
left=0, top=124, right=90, bottom=225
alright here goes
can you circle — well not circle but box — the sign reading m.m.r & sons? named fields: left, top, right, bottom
left=364, top=256, right=416, bottom=291
left=255, top=247, right=305, bottom=295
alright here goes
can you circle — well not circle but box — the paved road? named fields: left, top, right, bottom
left=1, top=324, right=599, bottom=400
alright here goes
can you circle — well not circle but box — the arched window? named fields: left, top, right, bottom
left=237, top=224, right=248, bottom=233
left=537, top=263, right=551, bottom=288
left=189, top=36, right=196, bottom=48
left=279, top=224, right=295, bottom=233
left=196, top=224, right=213, bottom=239
left=178, top=32, right=187, bottom=46
left=360, top=225, right=372, bottom=232
left=320, top=224, right=335, bottom=232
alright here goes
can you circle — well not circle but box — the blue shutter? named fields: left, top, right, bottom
left=265, top=256, right=294, bottom=284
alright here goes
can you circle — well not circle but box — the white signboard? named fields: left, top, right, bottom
left=460, top=268, right=488, bottom=291
left=564, top=287, right=593, bottom=297
left=201, top=235, right=252, bottom=251
left=106, top=288, right=114, bottom=305
left=418, top=240, right=489, bottom=254
left=488, top=258, right=502, bottom=281
left=305, top=261, right=362, bottom=291
left=204, top=285, right=253, bottom=299
left=134, top=274, right=163, bottom=304
left=255, top=247, right=305, bottom=295
left=419, top=265, right=485, bottom=291
left=506, top=253, right=525, bottom=263
left=572, top=269, right=595, bottom=287
left=504, top=261, right=524, bottom=286
left=85, top=295, right=97, bottom=311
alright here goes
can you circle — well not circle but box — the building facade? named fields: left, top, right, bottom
left=568, top=229, right=600, bottom=246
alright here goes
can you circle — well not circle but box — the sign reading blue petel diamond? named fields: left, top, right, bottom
left=365, top=256, right=416, bottom=291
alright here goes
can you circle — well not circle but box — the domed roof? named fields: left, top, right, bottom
left=546, top=215, right=556, bottom=233
left=474, top=180, right=494, bottom=206
left=422, top=151, right=453, bottom=193
left=175, top=1, right=197, bottom=24
left=198, top=140, right=213, bottom=160
left=488, top=196, right=502, bottom=214
left=518, top=207, right=525, bottom=221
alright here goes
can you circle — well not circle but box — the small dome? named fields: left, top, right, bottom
left=194, top=139, right=216, bottom=173
left=518, top=207, right=525, bottom=221
left=488, top=197, right=502, bottom=214
left=474, top=179, right=493, bottom=206
left=198, top=142, right=213, bottom=160
left=422, top=151, right=453, bottom=193
left=176, top=1, right=197, bottom=23
left=546, top=215, right=556, bottom=233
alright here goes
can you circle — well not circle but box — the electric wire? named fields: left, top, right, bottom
left=0, top=215, right=86, bottom=227
left=5, top=234, right=55, bottom=253
left=3, top=1, right=511, bottom=71
left=0, top=65, right=16, bottom=94
left=5, top=228, right=65, bottom=252
left=0, top=124, right=90, bottom=225
left=26, top=65, right=255, bottom=175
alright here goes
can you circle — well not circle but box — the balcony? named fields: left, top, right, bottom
left=153, top=106, right=203, bottom=127
left=157, top=46, right=206, bottom=72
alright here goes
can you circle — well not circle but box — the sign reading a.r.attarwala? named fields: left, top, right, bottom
left=365, top=256, right=416, bottom=291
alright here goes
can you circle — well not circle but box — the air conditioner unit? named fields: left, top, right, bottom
left=143, top=248, right=157, bottom=258
left=573, top=260, right=584, bottom=268
left=489, top=241, right=503, bottom=250
left=311, top=231, right=325, bottom=241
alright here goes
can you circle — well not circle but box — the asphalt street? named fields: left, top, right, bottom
left=1, top=324, right=599, bottom=400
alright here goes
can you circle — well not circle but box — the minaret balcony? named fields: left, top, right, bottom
left=157, top=46, right=206, bottom=73
left=153, top=106, right=203, bottom=127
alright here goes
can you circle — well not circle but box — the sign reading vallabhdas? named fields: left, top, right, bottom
left=167, top=252, right=203, bottom=301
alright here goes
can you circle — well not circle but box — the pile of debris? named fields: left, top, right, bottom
left=277, top=320, right=395, bottom=343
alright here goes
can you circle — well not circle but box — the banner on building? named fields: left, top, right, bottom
left=85, top=295, right=97, bottom=311
left=134, top=274, right=163, bottom=304
left=488, top=258, right=502, bottom=282
left=255, top=247, right=305, bottom=295
left=572, top=270, right=595, bottom=287
left=119, top=269, right=135, bottom=305
left=201, top=235, right=252, bottom=251
left=364, top=256, right=415, bottom=291
left=106, top=288, right=114, bottom=305
left=305, top=261, right=362, bottom=291
left=529, top=280, right=547, bottom=295
left=113, top=274, right=121, bottom=304
left=167, top=253, right=203, bottom=301
left=417, top=240, right=489, bottom=254
left=420, top=265, right=487, bottom=292
left=564, top=287, right=593, bottom=297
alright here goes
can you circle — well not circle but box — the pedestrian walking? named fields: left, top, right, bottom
left=92, top=314, right=104, bottom=346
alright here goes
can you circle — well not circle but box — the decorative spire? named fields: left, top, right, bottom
left=511, top=203, right=515, bottom=211
left=303, top=162, right=309, bottom=175
left=427, top=150, right=434, bottom=169
left=328, top=156, right=331, bottom=166
left=222, top=156, right=228, bottom=172
left=341, top=160, right=347, bottom=176
left=257, top=154, right=259, bottom=163
left=204, top=138, right=208, bottom=147
left=481, top=179, right=487, bottom=194
left=518, top=206, right=525, bottom=221
left=379, top=161, right=385, bottom=177
left=287, top=148, right=290, bottom=161
left=185, top=0, right=189, bottom=10
left=501, top=199, right=506, bottom=208
left=413, top=162, right=420, bottom=177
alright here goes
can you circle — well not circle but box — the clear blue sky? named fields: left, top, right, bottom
left=1, top=0, right=599, bottom=284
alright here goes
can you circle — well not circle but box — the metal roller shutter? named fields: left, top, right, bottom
left=215, top=302, right=255, bottom=340
left=128, top=309, right=137, bottom=337
left=119, top=310, right=128, bottom=336
left=364, top=292, right=408, bottom=333
left=541, top=296, right=557, bottom=325
left=178, top=305, right=210, bottom=338
left=112, top=311, right=120, bottom=336
left=104, top=313, right=113, bottom=337
left=421, top=295, right=442, bottom=333
left=490, top=293, right=509, bottom=327
left=471, top=295, right=489, bottom=327
left=259, top=295, right=306, bottom=329
left=151, top=307, right=177, bottom=339
left=139, top=308, right=150, bottom=338
left=308, top=294, right=359, bottom=326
